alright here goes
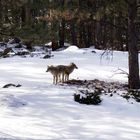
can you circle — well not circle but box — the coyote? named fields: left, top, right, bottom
left=61, top=63, right=78, bottom=82
left=46, top=63, right=78, bottom=84
left=46, top=65, right=61, bottom=84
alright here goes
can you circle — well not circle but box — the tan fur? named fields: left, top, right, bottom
left=61, top=63, right=78, bottom=82
left=46, top=65, right=61, bottom=84
left=46, top=63, right=78, bottom=84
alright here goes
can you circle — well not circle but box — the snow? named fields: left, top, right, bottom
left=0, top=94, right=27, bottom=107
left=45, top=42, right=71, bottom=47
left=63, top=45, right=85, bottom=53
left=0, top=45, right=139, bottom=140
left=45, top=42, right=52, bottom=46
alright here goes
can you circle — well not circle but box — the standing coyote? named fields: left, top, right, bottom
left=61, top=63, right=78, bottom=82
left=46, top=63, right=78, bottom=84
left=46, top=65, right=61, bottom=84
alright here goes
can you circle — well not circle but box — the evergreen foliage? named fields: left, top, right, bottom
left=0, top=0, right=138, bottom=50
left=74, top=89, right=102, bottom=105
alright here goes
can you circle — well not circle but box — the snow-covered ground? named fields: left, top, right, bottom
left=0, top=46, right=139, bottom=140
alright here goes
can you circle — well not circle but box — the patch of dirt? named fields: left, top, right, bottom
left=65, top=79, right=128, bottom=92
left=64, top=79, right=140, bottom=103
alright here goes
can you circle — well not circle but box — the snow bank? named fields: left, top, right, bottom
left=45, top=42, right=71, bottom=47
left=45, top=42, right=52, bottom=46
left=63, top=45, right=85, bottom=53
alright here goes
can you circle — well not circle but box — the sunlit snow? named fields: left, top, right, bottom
left=0, top=46, right=139, bottom=140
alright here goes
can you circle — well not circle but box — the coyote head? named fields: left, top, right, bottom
left=46, top=65, right=53, bottom=72
left=70, top=63, right=78, bottom=69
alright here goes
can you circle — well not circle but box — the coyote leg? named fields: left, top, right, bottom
left=53, top=76, right=55, bottom=84
left=62, top=73, right=65, bottom=82
left=65, top=74, right=69, bottom=81
left=55, top=76, right=58, bottom=84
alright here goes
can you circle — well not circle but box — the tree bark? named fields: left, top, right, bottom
left=70, top=19, right=77, bottom=45
left=59, top=18, right=65, bottom=48
left=128, top=0, right=139, bottom=89
left=87, top=20, right=93, bottom=47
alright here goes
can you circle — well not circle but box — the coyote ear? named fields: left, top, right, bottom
left=47, top=65, right=53, bottom=68
left=47, top=65, right=51, bottom=69
left=70, top=62, right=73, bottom=65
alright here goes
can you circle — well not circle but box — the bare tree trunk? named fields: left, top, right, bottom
left=25, top=5, right=32, bottom=25
left=21, top=1, right=32, bottom=27
left=96, top=21, right=102, bottom=49
left=0, top=0, right=3, bottom=20
left=128, top=0, right=139, bottom=89
left=70, top=19, right=77, bottom=45
left=82, top=22, right=88, bottom=48
left=116, top=12, right=124, bottom=51
left=59, top=18, right=65, bottom=48
left=87, top=20, right=93, bottom=47
left=102, top=16, right=107, bottom=49
left=21, top=6, right=26, bottom=25
left=77, top=20, right=84, bottom=48
left=92, top=20, right=96, bottom=46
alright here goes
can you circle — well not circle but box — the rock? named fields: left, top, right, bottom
left=74, top=89, right=102, bottom=105
left=3, top=83, right=22, bottom=88
left=0, top=48, right=13, bottom=57
left=14, top=44, right=23, bottom=48
left=0, top=42, right=7, bottom=47
left=15, top=51, right=30, bottom=56
left=43, top=54, right=51, bottom=59
left=3, top=48, right=12, bottom=55
left=22, top=39, right=33, bottom=50
left=91, top=50, right=96, bottom=53
left=8, top=37, right=21, bottom=44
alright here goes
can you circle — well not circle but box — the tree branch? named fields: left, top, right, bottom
left=109, top=68, right=129, bottom=78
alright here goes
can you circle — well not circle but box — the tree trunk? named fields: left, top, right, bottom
left=102, top=16, right=107, bottom=49
left=70, top=19, right=77, bottom=45
left=96, top=21, right=102, bottom=49
left=59, top=18, right=65, bottom=48
left=25, top=5, right=32, bottom=25
left=92, top=20, right=96, bottom=46
left=87, top=20, right=93, bottom=47
left=21, top=1, right=32, bottom=26
left=116, top=12, right=124, bottom=51
left=82, top=22, right=88, bottom=48
left=128, top=0, right=139, bottom=89
left=0, top=0, right=3, bottom=20
left=77, top=20, right=84, bottom=48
